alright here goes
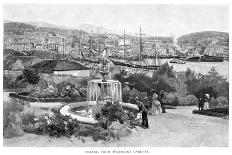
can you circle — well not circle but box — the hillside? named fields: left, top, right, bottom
left=74, top=23, right=124, bottom=35
left=4, top=22, right=37, bottom=35
left=4, top=22, right=88, bottom=36
left=178, top=31, right=229, bottom=43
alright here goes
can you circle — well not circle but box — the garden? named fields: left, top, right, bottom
left=5, top=68, right=89, bottom=102
left=113, top=63, right=229, bottom=116
left=3, top=62, right=229, bottom=141
left=3, top=98, right=137, bottom=141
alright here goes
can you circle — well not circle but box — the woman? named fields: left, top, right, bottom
left=204, top=94, right=210, bottom=109
left=150, top=93, right=161, bottom=115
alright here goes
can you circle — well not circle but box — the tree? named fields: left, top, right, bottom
left=156, top=62, right=175, bottom=78
left=185, top=67, right=229, bottom=99
left=17, top=68, right=40, bottom=85
left=11, top=60, right=24, bottom=71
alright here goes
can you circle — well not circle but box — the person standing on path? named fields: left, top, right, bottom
left=135, top=96, right=149, bottom=129
left=204, top=94, right=210, bottom=109
left=159, top=87, right=166, bottom=113
left=150, top=91, right=161, bottom=115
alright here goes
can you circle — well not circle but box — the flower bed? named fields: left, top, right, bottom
left=192, top=107, right=229, bottom=118
left=9, top=92, right=85, bottom=103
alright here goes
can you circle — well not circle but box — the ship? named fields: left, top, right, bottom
left=110, top=27, right=161, bottom=70
left=185, top=55, right=223, bottom=62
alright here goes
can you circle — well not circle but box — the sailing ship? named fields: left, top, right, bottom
left=110, top=27, right=161, bottom=70
left=185, top=45, right=224, bottom=62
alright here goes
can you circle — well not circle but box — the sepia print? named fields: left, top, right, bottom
left=3, top=4, right=229, bottom=147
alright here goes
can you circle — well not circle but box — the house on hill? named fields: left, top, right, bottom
left=204, top=43, right=228, bottom=57
left=30, top=60, right=90, bottom=77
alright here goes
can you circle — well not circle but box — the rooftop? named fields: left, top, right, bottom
left=30, top=59, right=90, bottom=71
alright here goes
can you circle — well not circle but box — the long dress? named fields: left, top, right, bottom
left=204, top=94, right=210, bottom=109
left=204, top=102, right=209, bottom=109
left=150, top=100, right=161, bottom=115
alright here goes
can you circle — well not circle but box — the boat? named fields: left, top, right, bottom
left=110, top=27, right=161, bottom=71
left=185, top=55, right=223, bottom=62
left=185, top=56, right=201, bottom=62
left=170, top=58, right=186, bottom=64
left=201, top=55, right=224, bottom=62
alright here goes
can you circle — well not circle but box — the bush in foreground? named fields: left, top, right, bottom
left=3, top=100, right=28, bottom=138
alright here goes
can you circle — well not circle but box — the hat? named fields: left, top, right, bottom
left=153, top=94, right=158, bottom=100
left=205, top=94, right=210, bottom=99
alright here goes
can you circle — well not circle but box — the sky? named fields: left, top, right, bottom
left=3, top=4, right=229, bottom=37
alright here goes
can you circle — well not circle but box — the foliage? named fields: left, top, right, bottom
left=165, top=93, right=179, bottom=106
left=95, top=101, right=129, bottom=129
left=114, top=63, right=177, bottom=97
left=11, top=60, right=24, bottom=71
left=21, top=109, right=37, bottom=128
left=209, top=97, right=217, bottom=108
left=3, top=75, right=27, bottom=90
left=122, top=88, right=148, bottom=105
left=3, top=100, right=29, bottom=138
left=194, top=87, right=217, bottom=99
left=192, top=107, right=228, bottom=118
left=216, top=96, right=229, bottom=107
left=31, top=108, right=80, bottom=138
left=178, top=95, right=198, bottom=106
left=185, top=67, right=228, bottom=100
left=56, top=81, right=80, bottom=98
left=156, top=62, right=175, bottom=78
left=17, top=68, right=40, bottom=85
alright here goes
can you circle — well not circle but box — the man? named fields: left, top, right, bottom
left=198, top=97, right=204, bottom=110
left=135, top=96, right=149, bottom=129
left=159, top=87, right=166, bottom=113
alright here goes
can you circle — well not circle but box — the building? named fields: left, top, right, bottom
left=30, top=60, right=91, bottom=77
left=204, top=43, right=227, bottom=57
left=118, top=39, right=131, bottom=46
left=5, top=42, right=33, bottom=51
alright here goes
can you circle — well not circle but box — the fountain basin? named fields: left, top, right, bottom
left=60, top=101, right=139, bottom=124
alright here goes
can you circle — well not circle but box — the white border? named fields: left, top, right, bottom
left=0, top=0, right=231, bottom=155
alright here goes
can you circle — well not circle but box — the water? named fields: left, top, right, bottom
left=57, top=58, right=229, bottom=80
left=148, top=58, right=229, bottom=80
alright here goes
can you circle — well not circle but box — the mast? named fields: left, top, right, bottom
left=139, top=26, right=142, bottom=62
left=79, top=29, right=82, bottom=59
left=123, top=30, right=126, bottom=52
left=89, top=26, right=93, bottom=60
left=154, top=44, right=158, bottom=66
left=63, top=38, right=65, bottom=60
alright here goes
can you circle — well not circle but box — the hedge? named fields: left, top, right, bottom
left=9, top=92, right=85, bottom=103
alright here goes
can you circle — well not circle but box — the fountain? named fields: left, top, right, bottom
left=60, top=49, right=139, bottom=124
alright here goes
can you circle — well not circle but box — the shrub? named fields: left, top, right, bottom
left=172, top=95, right=180, bottom=106
left=209, top=97, right=217, bottom=108
left=156, top=62, right=175, bottom=78
left=17, top=68, right=40, bottom=85
left=122, top=88, right=147, bottom=105
left=11, top=60, right=24, bottom=71
left=179, top=95, right=198, bottom=106
left=4, top=75, right=27, bottom=90
left=21, top=110, right=37, bottom=127
left=95, top=101, right=132, bottom=129
left=216, top=96, right=229, bottom=107
left=4, top=123, right=24, bottom=138
left=3, top=100, right=28, bottom=138
left=31, top=108, right=80, bottom=138
left=165, top=93, right=179, bottom=106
